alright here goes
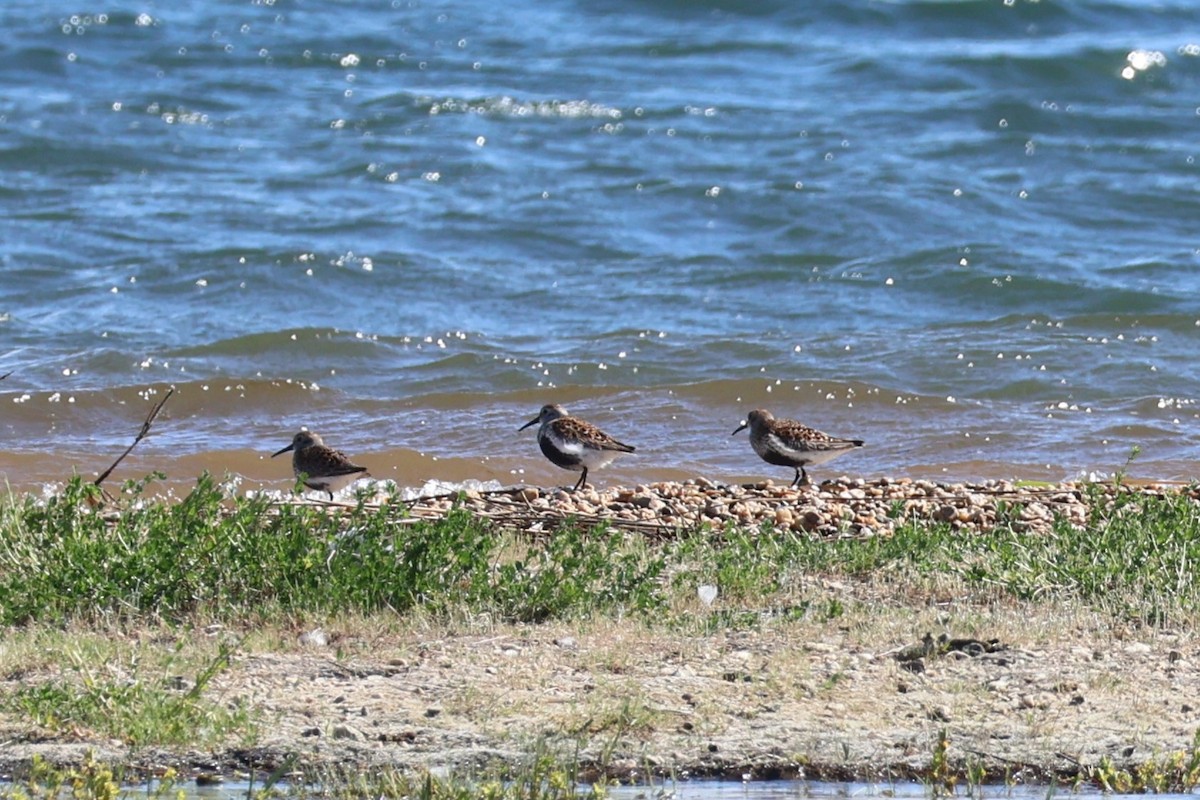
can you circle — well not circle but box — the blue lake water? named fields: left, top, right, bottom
left=2, top=0, right=1199, bottom=491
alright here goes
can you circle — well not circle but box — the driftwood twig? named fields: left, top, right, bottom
left=94, top=387, right=175, bottom=489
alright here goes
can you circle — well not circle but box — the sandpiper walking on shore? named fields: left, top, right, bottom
left=733, top=408, right=863, bottom=487
left=272, top=430, right=369, bottom=500
left=520, top=404, right=635, bottom=492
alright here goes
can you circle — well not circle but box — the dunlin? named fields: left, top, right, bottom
left=733, top=408, right=863, bottom=487
left=272, top=430, right=369, bottom=500
left=519, top=403, right=635, bottom=491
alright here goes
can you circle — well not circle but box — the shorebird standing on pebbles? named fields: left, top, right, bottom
left=272, top=430, right=369, bottom=500
left=733, top=408, right=863, bottom=487
left=520, top=404, right=636, bottom=492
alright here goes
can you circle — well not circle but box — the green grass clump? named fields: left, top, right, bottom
left=0, top=475, right=666, bottom=626
left=838, top=485, right=1200, bottom=623
left=668, top=484, right=1200, bottom=626
left=3, top=475, right=1200, bottom=629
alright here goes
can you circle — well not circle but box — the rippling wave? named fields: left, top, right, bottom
left=2, top=0, right=1200, bottom=490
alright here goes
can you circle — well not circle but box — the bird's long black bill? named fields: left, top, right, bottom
left=518, top=416, right=541, bottom=432
left=731, top=421, right=748, bottom=436
left=271, top=444, right=294, bottom=458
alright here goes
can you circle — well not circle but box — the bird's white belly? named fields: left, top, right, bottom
left=549, top=435, right=624, bottom=470
left=305, top=472, right=363, bottom=494
left=579, top=449, right=622, bottom=470
left=757, top=434, right=846, bottom=466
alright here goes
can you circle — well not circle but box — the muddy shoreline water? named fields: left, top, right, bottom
left=2, top=477, right=1199, bottom=788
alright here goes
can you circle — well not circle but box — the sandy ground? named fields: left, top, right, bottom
left=1, top=590, right=1197, bottom=786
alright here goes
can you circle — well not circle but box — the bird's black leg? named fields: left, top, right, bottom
left=572, top=468, right=588, bottom=492
left=791, top=468, right=802, bottom=487
left=799, top=467, right=810, bottom=486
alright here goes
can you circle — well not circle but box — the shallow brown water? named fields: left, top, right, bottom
left=2, top=375, right=1195, bottom=496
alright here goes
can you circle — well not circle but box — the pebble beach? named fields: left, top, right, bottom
left=386, top=476, right=1192, bottom=539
